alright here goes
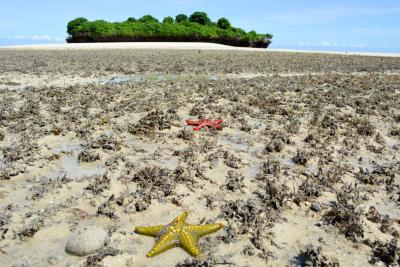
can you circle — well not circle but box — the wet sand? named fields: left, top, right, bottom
left=0, top=48, right=399, bottom=267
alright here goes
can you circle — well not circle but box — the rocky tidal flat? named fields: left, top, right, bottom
left=0, top=49, right=400, bottom=266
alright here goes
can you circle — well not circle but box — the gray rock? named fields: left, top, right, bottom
left=311, top=202, right=322, bottom=212
left=315, top=221, right=323, bottom=227
left=65, top=225, right=109, bottom=256
left=0, top=213, right=10, bottom=226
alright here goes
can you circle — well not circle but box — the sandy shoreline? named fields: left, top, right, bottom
left=0, top=42, right=258, bottom=51
left=1, top=42, right=400, bottom=57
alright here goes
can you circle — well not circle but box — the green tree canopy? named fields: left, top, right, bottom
left=89, top=20, right=111, bottom=35
left=126, top=17, right=136, bottom=23
left=163, top=16, right=174, bottom=24
left=67, top=17, right=88, bottom=35
left=217, top=18, right=231, bottom=29
left=189, top=11, right=211, bottom=25
left=139, top=15, right=159, bottom=23
left=66, top=12, right=273, bottom=48
left=232, top=27, right=246, bottom=35
left=175, top=14, right=188, bottom=23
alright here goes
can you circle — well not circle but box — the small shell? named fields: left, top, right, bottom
left=65, top=225, right=109, bottom=256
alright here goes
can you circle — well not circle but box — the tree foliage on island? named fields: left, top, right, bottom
left=175, top=14, right=188, bottom=23
left=189, top=11, right=211, bottom=25
left=126, top=17, right=136, bottom=23
left=66, top=11, right=273, bottom=48
left=163, top=16, right=175, bottom=24
left=139, top=15, right=159, bottom=23
left=217, top=18, right=231, bottom=29
left=67, top=17, right=88, bottom=35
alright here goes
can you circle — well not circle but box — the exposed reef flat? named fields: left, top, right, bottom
left=0, top=49, right=399, bottom=266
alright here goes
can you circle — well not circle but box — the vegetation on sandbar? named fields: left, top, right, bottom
left=67, top=12, right=273, bottom=48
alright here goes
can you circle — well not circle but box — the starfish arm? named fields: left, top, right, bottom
left=186, top=119, right=203, bottom=126
left=146, top=229, right=178, bottom=257
left=147, top=239, right=177, bottom=257
left=193, top=122, right=207, bottom=131
left=186, top=223, right=224, bottom=237
left=211, top=120, right=223, bottom=129
left=135, top=225, right=164, bottom=237
left=179, top=230, right=202, bottom=257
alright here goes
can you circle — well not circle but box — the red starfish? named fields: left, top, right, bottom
left=186, top=119, right=223, bottom=131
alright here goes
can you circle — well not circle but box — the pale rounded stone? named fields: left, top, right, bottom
left=65, top=225, right=109, bottom=256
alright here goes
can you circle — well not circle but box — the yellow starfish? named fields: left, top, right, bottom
left=135, top=211, right=223, bottom=257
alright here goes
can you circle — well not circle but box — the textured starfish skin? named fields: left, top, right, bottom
left=135, top=211, right=223, bottom=257
left=186, top=119, right=223, bottom=131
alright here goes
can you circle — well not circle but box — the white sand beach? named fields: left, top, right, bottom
left=1, top=42, right=400, bottom=57
left=0, top=42, right=251, bottom=51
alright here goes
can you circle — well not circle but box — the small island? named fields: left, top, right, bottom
left=66, top=12, right=273, bottom=48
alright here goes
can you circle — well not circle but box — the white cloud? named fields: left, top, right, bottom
left=320, top=41, right=332, bottom=47
left=32, top=35, right=64, bottom=41
left=32, top=35, right=51, bottom=40
left=1, top=35, right=64, bottom=42
left=5, top=35, right=24, bottom=40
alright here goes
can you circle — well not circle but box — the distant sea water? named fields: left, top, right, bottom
left=270, top=43, right=400, bottom=54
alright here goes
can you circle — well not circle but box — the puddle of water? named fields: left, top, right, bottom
left=99, top=75, right=145, bottom=84
left=100, top=72, right=381, bottom=85
left=51, top=143, right=81, bottom=154
left=280, top=157, right=296, bottom=167
left=156, top=75, right=166, bottom=81
left=249, top=164, right=260, bottom=178
left=125, top=133, right=136, bottom=146
left=97, top=74, right=224, bottom=85
left=208, top=75, right=220, bottom=81
left=0, top=154, right=4, bottom=168
left=109, top=77, right=130, bottom=84
left=218, top=137, right=249, bottom=151
left=125, top=134, right=159, bottom=154
left=147, top=74, right=178, bottom=81
left=51, top=155, right=105, bottom=180
left=305, top=164, right=319, bottom=173
left=252, top=122, right=265, bottom=129
left=160, top=159, right=178, bottom=170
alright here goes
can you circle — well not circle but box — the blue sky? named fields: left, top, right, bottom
left=1, top=0, right=400, bottom=52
